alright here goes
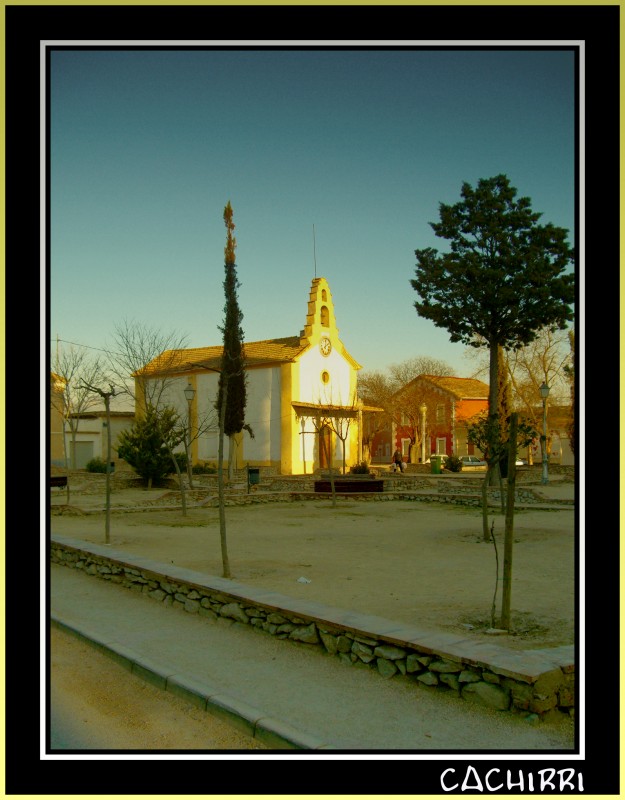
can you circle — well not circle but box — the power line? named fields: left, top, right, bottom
left=50, top=338, right=118, bottom=355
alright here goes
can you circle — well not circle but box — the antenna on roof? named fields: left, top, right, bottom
left=313, top=224, right=317, bottom=278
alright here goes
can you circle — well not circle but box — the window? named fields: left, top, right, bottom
left=436, top=404, right=445, bottom=424
left=321, top=371, right=330, bottom=384
left=320, top=305, right=329, bottom=326
left=322, top=289, right=327, bottom=301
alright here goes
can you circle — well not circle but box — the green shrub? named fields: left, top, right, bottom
left=192, top=461, right=217, bottom=474
left=445, top=454, right=463, bottom=473
left=350, top=461, right=371, bottom=474
left=117, top=407, right=184, bottom=485
left=85, top=457, right=108, bottom=473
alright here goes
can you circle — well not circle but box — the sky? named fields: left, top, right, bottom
left=48, top=44, right=577, bottom=383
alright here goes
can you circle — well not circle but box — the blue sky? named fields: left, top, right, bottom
left=48, top=45, right=576, bottom=379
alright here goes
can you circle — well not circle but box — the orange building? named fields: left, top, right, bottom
left=372, top=374, right=490, bottom=464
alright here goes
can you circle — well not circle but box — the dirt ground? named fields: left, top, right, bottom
left=49, top=479, right=576, bottom=652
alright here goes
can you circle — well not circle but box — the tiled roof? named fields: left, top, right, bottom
left=399, top=374, right=490, bottom=400
left=140, top=336, right=307, bottom=376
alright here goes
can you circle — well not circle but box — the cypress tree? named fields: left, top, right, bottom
left=216, top=201, right=247, bottom=437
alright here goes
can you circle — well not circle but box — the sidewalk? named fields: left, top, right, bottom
left=49, top=562, right=575, bottom=753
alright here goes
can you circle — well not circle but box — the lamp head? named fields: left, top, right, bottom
left=539, top=382, right=550, bottom=399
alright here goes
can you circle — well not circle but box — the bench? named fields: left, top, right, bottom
left=50, top=475, right=68, bottom=489
left=314, top=479, right=384, bottom=493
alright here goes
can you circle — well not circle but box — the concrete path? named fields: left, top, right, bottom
left=49, top=563, right=575, bottom=754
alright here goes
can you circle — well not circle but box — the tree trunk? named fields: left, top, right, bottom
left=218, top=382, right=231, bottom=578
left=168, top=447, right=187, bottom=517
left=227, top=436, right=235, bottom=481
left=104, top=396, right=112, bottom=545
left=500, top=413, right=518, bottom=629
left=322, top=428, right=337, bottom=507
left=488, top=342, right=500, bottom=487
left=62, top=415, right=71, bottom=505
left=481, top=468, right=491, bottom=542
left=185, top=439, right=194, bottom=490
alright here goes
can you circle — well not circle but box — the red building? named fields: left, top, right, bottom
left=371, top=375, right=490, bottom=464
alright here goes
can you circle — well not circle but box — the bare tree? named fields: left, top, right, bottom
left=81, top=381, right=118, bottom=545
left=106, top=320, right=189, bottom=411
left=309, top=411, right=338, bottom=507
left=359, top=358, right=453, bottom=463
left=387, top=356, right=453, bottom=387
left=563, top=330, right=575, bottom=454
left=505, top=327, right=572, bottom=460
left=326, top=403, right=361, bottom=474
left=464, top=326, right=572, bottom=464
left=51, top=344, right=108, bottom=502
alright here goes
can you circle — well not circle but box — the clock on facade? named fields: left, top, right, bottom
left=319, top=337, right=332, bottom=356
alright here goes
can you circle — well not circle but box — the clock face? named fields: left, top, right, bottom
left=319, top=337, right=332, bottom=356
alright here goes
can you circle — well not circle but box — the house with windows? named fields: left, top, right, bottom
left=138, top=277, right=369, bottom=475
left=380, top=374, right=490, bottom=464
left=64, top=410, right=136, bottom=469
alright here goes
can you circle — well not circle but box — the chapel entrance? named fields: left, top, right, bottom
left=318, top=425, right=332, bottom=470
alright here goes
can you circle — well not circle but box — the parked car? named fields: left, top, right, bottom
left=460, top=455, right=487, bottom=468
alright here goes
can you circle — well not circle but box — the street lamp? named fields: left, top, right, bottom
left=184, top=383, right=196, bottom=487
left=539, top=382, right=550, bottom=485
left=420, top=403, right=427, bottom=463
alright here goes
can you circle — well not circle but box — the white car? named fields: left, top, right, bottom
left=460, top=455, right=487, bottom=467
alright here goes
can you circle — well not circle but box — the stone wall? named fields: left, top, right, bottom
left=50, top=537, right=574, bottom=722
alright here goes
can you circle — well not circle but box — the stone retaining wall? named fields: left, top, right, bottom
left=50, top=537, right=575, bottom=722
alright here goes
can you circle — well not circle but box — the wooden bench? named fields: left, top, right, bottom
left=50, top=475, right=68, bottom=489
left=314, top=479, right=384, bottom=493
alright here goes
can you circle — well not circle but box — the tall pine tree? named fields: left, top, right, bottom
left=412, top=174, right=574, bottom=488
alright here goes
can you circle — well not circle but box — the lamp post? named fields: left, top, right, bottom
left=539, top=382, right=550, bottom=485
left=184, top=382, right=196, bottom=489
left=420, top=403, right=427, bottom=463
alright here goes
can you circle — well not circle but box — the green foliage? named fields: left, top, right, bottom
left=216, top=202, right=250, bottom=439
left=411, top=174, right=575, bottom=352
left=116, top=406, right=185, bottom=484
left=467, top=411, right=536, bottom=468
left=85, top=457, right=108, bottom=473
left=192, top=461, right=217, bottom=474
left=350, top=461, right=371, bottom=474
left=444, top=454, right=463, bottom=473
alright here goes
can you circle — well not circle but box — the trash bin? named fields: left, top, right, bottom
left=247, top=467, right=260, bottom=492
left=430, top=456, right=441, bottom=475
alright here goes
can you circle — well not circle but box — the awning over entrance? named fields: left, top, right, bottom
left=292, top=401, right=361, bottom=420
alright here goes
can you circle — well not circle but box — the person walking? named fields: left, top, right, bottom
left=392, top=448, right=404, bottom=473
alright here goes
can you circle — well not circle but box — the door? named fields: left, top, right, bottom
left=318, top=426, right=332, bottom=470
left=71, top=441, right=94, bottom=469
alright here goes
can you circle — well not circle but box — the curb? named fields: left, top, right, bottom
left=50, top=615, right=330, bottom=751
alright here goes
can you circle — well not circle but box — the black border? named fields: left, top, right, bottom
left=10, top=3, right=619, bottom=795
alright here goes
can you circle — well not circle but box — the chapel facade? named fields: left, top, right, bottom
left=138, top=277, right=364, bottom=475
